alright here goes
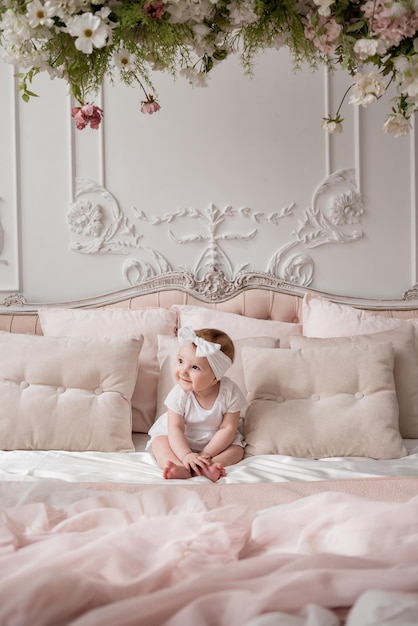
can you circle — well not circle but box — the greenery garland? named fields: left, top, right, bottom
left=1, top=0, right=418, bottom=135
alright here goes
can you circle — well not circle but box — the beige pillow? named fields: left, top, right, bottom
left=155, top=335, right=280, bottom=421
left=0, top=332, right=143, bottom=451
left=242, top=343, right=406, bottom=460
left=38, top=307, right=177, bottom=433
left=290, top=324, right=418, bottom=438
left=172, top=304, right=302, bottom=347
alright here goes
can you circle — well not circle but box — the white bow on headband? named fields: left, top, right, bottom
left=177, top=326, right=232, bottom=380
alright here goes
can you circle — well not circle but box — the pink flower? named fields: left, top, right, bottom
left=140, top=96, right=161, bottom=114
left=71, top=104, right=104, bottom=130
left=144, top=1, right=164, bottom=19
left=304, top=13, right=341, bottom=55
left=361, top=0, right=418, bottom=49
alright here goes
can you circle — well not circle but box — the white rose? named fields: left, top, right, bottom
left=313, top=0, right=334, bottom=17
left=383, top=113, right=412, bottom=137
left=348, top=72, right=386, bottom=107
left=353, top=38, right=379, bottom=60
left=393, top=55, right=410, bottom=72
left=322, top=119, right=343, bottom=134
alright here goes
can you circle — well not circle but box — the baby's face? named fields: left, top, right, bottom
left=174, top=343, right=217, bottom=394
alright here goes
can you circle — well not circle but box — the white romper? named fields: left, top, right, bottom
left=147, top=376, right=247, bottom=451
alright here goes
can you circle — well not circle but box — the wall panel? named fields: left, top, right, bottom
left=0, top=47, right=416, bottom=302
left=0, top=63, right=20, bottom=291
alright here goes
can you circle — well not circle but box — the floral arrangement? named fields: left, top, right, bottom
left=1, top=0, right=418, bottom=136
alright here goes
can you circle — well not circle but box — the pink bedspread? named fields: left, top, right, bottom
left=2, top=479, right=418, bottom=625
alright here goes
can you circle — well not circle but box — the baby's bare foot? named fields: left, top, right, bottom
left=163, top=460, right=192, bottom=480
left=201, top=462, right=226, bottom=482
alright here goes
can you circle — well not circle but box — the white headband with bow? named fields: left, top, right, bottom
left=177, top=326, right=232, bottom=380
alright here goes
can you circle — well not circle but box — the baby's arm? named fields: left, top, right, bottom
left=201, top=411, right=241, bottom=458
left=167, top=409, right=192, bottom=461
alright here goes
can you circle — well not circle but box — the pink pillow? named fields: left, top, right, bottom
left=172, top=305, right=302, bottom=348
left=38, top=307, right=177, bottom=433
left=302, top=293, right=406, bottom=338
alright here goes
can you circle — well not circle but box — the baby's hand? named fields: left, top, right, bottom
left=198, top=453, right=212, bottom=465
left=182, top=452, right=210, bottom=474
left=182, top=452, right=203, bottom=474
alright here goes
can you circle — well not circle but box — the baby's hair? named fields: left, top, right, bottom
left=195, top=328, right=235, bottom=362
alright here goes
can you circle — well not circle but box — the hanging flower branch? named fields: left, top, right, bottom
left=1, top=0, right=418, bottom=136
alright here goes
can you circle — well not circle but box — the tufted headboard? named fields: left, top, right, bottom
left=1, top=269, right=418, bottom=335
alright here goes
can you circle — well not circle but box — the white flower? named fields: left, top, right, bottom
left=114, top=48, right=135, bottom=72
left=1, top=9, right=33, bottom=44
left=387, top=1, right=408, bottom=17
left=165, top=0, right=217, bottom=24
left=322, top=118, right=343, bottom=134
left=383, top=113, right=412, bottom=137
left=45, top=0, right=90, bottom=19
left=349, top=72, right=386, bottom=107
left=393, top=55, right=410, bottom=73
left=180, top=67, right=209, bottom=87
left=353, top=38, right=379, bottom=60
left=227, top=0, right=258, bottom=26
left=192, top=23, right=211, bottom=40
left=271, top=32, right=288, bottom=50
left=68, top=12, right=110, bottom=53
left=26, top=0, right=55, bottom=28
left=313, top=0, right=334, bottom=17
left=394, top=55, right=418, bottom=98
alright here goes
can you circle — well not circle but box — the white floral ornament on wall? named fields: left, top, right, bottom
left=1, top=0, right=417, bottom=136
left=67, top=168, right=364, bottom=288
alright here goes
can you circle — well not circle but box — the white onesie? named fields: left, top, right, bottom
left=147, top=376, right=247, bottom=451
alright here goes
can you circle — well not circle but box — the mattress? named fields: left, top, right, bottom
left=1, top=435, right=417, bottom=485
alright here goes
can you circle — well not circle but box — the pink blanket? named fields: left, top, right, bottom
left=2, top=480, right=418, bottom=625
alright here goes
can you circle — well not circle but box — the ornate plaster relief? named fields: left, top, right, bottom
left=67, top=168, right=364, bottom=288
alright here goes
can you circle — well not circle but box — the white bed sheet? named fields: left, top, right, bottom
left=0, top=435, right=418, bottom=484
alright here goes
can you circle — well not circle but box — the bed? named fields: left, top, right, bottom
left=2, top=268, right=418, bottom=625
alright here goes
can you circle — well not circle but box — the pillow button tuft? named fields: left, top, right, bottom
left=20, top=381, right=29, bottom=389
left=57, top=386, right=66, bottom=394
left=355, top=392, right=364, bottom=400
left=311, top=394, right=320, bottom=401
left=276, top=395, right=284, bottom=403
left=94, top=388, right=103, bottom=395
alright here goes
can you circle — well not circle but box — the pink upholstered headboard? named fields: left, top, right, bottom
left=1, top=269, right=418, bottom=335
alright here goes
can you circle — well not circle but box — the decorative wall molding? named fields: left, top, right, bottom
left=68, top=168, right=364, bottom=288
left=0, top=65, right=21, bottom=293
left=267, top=169, right=364, bottom=285
left=0, top=217, right=7, bottom=268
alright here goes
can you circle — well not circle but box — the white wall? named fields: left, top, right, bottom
left=0, top=47, right=416, bottom=302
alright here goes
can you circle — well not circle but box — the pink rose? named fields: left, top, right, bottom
left=144, top=1, right=164, bottom=19
left=71, top=104, right=104, bottom=130
left=140, top=97, right=161, bottom=114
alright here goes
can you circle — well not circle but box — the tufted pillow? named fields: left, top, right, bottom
left=0, top=332, right=143, bottom=451
left=290, top=324, right=418, bottom=439
left=38, top=307, right=177, bottom=433
left=155, top=335, right=280, bottom=421
left=242, top=343, right=406, bottom=460
left=172, top=305, right=302, bottom=347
